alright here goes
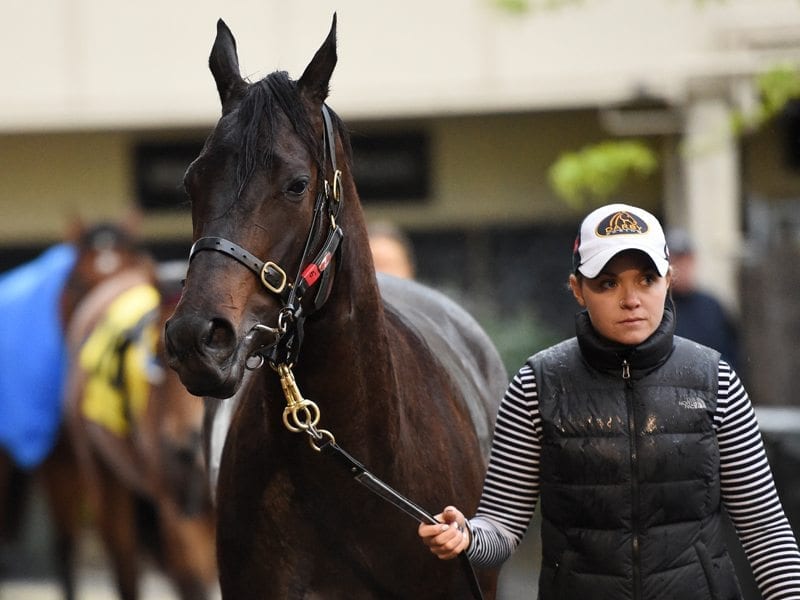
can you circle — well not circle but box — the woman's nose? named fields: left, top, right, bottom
left=619, top=289, right=641, bottom=308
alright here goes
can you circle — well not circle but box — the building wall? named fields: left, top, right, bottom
left=0, top=110, right=665, bottom=247
left=4, top=0, right=800, bottom=132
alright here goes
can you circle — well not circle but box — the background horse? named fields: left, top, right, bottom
left=165, top=15, right=508, bottom=599
left=61, top=226, right=217, bottom=600
left=0, top=243, right=75, bottom=585
left=0, top=222, right=145, bottom=599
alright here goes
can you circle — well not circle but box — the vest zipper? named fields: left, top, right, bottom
left=623, top=359, right=642, bottom=599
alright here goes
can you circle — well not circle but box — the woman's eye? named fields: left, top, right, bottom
left=287, top=179, right=309, bottom=195
left=598, top=279, right=616, bottom=290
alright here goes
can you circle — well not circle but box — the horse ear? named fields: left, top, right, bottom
left=63, top=213, right=86, bottom=244
left=209, top=19, right=245, bottom=107
left=297, top=13, right=338, bottom=107
left=120, top=207, right=144, bottom=238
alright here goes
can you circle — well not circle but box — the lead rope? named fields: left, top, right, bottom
left=274, top=361, right=485, bottom=600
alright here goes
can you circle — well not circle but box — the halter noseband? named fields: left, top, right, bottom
left=187, top=104, right=344, bottom=366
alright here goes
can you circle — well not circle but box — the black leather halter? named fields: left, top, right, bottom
left=188, top=105, right=344, bottom=366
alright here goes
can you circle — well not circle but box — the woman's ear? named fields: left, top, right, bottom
left=569, top=274, right=586, bottom=307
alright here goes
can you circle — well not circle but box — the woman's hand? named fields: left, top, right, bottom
left=418, top=506, right=470, bottom=560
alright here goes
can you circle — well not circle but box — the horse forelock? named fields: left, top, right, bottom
left=230, top=71, right=354, bottom=200
left=233, top=72, right=322, bottom=198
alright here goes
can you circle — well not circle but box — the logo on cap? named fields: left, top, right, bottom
left=596, top=210, right=649, bottom=237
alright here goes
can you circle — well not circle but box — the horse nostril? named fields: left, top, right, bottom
left=165, top=315, right=236, bottom=361
left=206, top=318, right=235, bottom=350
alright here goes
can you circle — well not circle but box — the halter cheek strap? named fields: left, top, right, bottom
left=293, top=226, right=343, bottom=303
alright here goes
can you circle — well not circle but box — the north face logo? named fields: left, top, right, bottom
left=679, top=397, right=706, bottom=410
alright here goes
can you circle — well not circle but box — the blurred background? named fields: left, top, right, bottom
left=2, top=0, right=800, bottom=598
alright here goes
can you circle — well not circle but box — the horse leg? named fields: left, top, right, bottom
left=95, top=464, right=140, bottom=600
left=0, top=453, right=29, bottom=543
left=0, top=451, right=17, bottom=579
left=39, top=430, right=82, bottom=600
left=0, top=451, right=13, bottom=542
left=0, top=452, right=33, bottom=587
left=157, top=501, right=215, bottom=600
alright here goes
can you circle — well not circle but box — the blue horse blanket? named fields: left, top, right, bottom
left=0, top=244, right=76, bottom=469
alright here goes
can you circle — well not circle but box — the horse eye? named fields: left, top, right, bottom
left=286, top=179, right=309, bottom=196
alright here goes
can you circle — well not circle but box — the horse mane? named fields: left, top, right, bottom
left=235, top=71, right=352, bottom=199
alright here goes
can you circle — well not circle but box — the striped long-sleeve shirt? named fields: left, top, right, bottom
left=467, top=361, right=800, bottom=600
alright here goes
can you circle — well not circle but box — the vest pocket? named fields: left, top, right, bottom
left=551, top=549, right=578, bottom=598
left=693, top=542, right=743, bottom=600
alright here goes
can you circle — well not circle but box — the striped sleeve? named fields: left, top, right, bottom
left=716, top=361, right=800, bottom=600
left=467, top=364, right=541, bottom=567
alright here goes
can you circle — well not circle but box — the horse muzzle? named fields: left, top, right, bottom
left=164, top=313, right=278, bottom=398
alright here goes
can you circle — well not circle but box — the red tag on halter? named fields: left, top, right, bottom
left=301, top=263, right=321, bottom=286
left=319, top=252, right=332, bottom=271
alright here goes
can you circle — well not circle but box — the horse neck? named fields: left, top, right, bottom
left=302, top=213, right=387, bottom=359
left=302, top=177, right=383, bottom=350
left=287, top=208, right=401, bottom=445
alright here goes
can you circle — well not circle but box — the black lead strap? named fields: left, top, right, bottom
left=319, top=440, right=485, bottom=600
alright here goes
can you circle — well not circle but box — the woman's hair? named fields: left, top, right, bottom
left=567, top=251, right=673, bottom=286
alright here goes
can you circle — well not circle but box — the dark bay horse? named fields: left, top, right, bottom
left=60, top=225, right=216, bottom=600
left=164, top=15, right=508, bottom=599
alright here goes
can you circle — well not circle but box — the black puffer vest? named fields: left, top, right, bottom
left=527, top=305, right=742, bottom=600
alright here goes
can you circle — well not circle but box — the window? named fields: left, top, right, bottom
left=350, top=132, right=430, bottom=202
left=133, top=141, right=203, bottom=211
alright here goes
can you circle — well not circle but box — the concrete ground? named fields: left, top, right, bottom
left=0, top=525, right=221, bottom=600
left=0, top=569, right=202, bottom=600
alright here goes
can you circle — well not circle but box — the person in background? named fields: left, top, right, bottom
left=367, top=221, right=416, bottom=280
left=667, top=227, right=739, bottom=370
left=418, top=203, right=800, bottom=599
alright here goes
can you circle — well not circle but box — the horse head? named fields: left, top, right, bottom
left=60, top=219, right=154, bottom=327
left=164, top=15, right=353, bottom=399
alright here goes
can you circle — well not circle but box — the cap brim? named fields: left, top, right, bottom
left=578, top=248, right=669, bottom=279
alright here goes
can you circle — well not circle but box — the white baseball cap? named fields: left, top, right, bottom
left=572, top=203, right=670, bottom=278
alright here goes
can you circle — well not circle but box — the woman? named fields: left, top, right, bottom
left=419, top=203, right=800, bottom=599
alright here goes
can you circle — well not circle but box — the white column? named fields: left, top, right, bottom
left=680, top=97, right=742, bottom=315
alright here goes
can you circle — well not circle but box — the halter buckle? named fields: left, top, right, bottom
left=332, top=170, right=342, bottom=202
left=261, top=261, right=287, bottom=294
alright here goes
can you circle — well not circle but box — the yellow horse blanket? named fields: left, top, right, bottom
left=78, top=283, right=160, bottom=436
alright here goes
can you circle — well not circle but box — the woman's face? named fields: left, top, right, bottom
left=569, top=250, right=671, bottom=346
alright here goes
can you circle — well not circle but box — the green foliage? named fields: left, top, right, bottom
left=547, top=140, right=659, bottom=209
left=492, top=0, right=585, bottom=13
left=731, top=63, right=800, bottom=135
left=479, top=310, right=562, bottom=374
left=492, top=0, right=723, bottom=14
